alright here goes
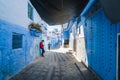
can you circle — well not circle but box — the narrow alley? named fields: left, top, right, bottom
left=10, top=49, right=100, bottom=80
left=0, top=0, right=120, bottom=80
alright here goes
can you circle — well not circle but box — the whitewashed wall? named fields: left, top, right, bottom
left=0, top=0, right=41, bottom=28
left=78, top=25, right=84, bottom=37
left=76, top=25, right=86, bottom=62
left=69, top=32, right=74, bottom=50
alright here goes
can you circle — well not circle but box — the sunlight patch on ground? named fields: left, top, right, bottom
left=50, top=47, right=82, bottom=63
left=50, top=47, right=71, bottom=53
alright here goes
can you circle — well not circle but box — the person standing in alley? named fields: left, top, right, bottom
left=40, top=40, right=45, bottom=57
left=48, top=43, right=50, bottom=50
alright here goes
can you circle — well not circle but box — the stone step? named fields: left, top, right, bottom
left=75, top=62, right=101, bottom=80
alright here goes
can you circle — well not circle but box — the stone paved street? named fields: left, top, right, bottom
left=10, top=50, right=101, bottom=80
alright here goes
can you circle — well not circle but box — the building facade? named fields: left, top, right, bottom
left=0, top=0, right=42, bottom=79
left=68, top=1, right=120, bottom=80
left=81, top=9, right=120, bottom=80
left=64, top=0, right=120, bottom=80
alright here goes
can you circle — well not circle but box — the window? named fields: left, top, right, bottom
left=28, top=2, right=34, bottom=20
left=12, top=33, right=23, bottom=49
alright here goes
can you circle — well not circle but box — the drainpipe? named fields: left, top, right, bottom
left=80, top=0, right=98, bottom=21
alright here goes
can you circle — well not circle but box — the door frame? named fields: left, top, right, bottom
left=117, top=33, right=120, bottom=80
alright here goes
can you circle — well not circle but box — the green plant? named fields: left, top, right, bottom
left=28, top=23, right=42, bottom=32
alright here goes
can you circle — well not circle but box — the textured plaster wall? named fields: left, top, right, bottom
left=0, top=0, right=41, bottom=28
left=0, top=20, right=38, bottom=80
left=83, top=9, right=120, bottom=80
left=76, top=37, right=86, bottom=62
left=76, top=25, right=86, bottom=62
left=0, top=0, right=44, bottom=80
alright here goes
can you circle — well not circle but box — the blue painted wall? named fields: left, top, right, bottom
left=0, top=20, right=39, bottom=80
left=83, top=9, right=120, bottom=80
left=63, top=31, right=69, bottom=40
left=63, top=20, right=75, bottom=40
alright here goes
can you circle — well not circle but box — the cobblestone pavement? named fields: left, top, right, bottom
left=10, top=51, right=101, bottom=80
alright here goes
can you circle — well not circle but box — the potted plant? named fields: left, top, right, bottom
left=28, top=23, right=42, bottom=32
left=28, top=23, right=42, bottom=37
